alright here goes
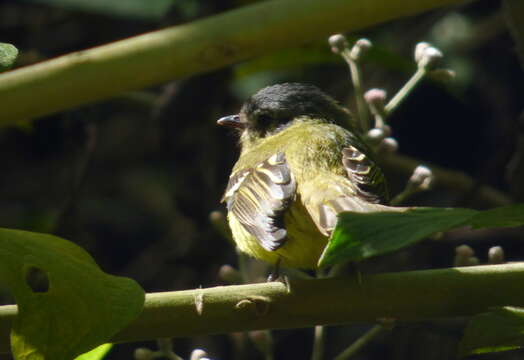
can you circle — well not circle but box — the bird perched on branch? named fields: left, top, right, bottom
left=218, top=83, right=393, bottom=269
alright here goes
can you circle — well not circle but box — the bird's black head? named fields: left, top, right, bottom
left=217, top=83, right=351, bottom=139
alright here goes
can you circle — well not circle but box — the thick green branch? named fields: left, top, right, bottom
left=2, top=263, right=524, bottom=353
left=0, top=0, right=467, bottom=125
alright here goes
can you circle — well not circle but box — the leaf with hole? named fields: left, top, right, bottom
left=0, top=228, right=145, bottom=360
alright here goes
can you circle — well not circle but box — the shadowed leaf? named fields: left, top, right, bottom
left=459, top=306, right=524, bottom=357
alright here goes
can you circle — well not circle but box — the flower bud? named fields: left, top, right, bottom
left=488, top=246, right=505, bottom=264
left=328, top=34, right=349, bottom=54
left=414, top=42, right=431, bottom=63
left=366, top=128, right=385, bottom=143
left=379, top=137, right=398, bottom=153
left=218, top=264, right=243, bottom=284
left=364, top=88, right=386, bottom=109
left=418, top=46, right=443, bottom=70
left=350, top=38, right=372, bottom=60
left=409, top=165, right=433, bottom=191
left=191, top=349, right=209, bottom=360
left=454, top=244, right=476, bottom=267
left=364, top=88, right=387, bottom=122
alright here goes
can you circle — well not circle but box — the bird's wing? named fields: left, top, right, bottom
left=222, top=152, right=296, bottom=251
left=341, top=143, right=388, bottom=204
left=306, top=143, right=390, bottom=237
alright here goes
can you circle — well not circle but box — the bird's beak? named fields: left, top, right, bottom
left=217, top=115, right=245, bottom=129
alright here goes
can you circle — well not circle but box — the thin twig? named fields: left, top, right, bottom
left=385, top=67, right=426, bottom=115
left=311, top=325, right=325, bottom=360
left=341, top=50, right=370, bottom=132
left=334, top=325, right=387, bottom=360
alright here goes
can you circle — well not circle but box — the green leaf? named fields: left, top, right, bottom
left=0, top=228, right=145, bottom=360
left=0, top=43, right=19, bottom=72
left=459, top=307, right=524, bottom=357
left=318, top=204, right=524, bottom=267
left=470, top=204, right=524, bottom=228
left=74, top=344, right=113, bottom=360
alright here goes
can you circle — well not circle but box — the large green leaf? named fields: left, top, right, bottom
left=459, top=307, right=524, bottom=357
left=0, top=43, right=18, bottom=72
left=318, top=204, right=524, bottom=267
left=0, top=228, right=145, bottom=360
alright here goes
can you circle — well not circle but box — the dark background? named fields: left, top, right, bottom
left=0, top=0, right=523, bottom=359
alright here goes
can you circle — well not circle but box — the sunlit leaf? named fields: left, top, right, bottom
left=319, top=204, right=524, bottom=267
left=74, top=344, right=113, bottom=360
left=0, top=228, right=145, bottom=360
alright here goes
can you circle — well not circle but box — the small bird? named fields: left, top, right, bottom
left=218, top=83, right=392, bottom=269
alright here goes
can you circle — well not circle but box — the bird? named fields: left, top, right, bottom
left=218, top=82, right=392, bottom=269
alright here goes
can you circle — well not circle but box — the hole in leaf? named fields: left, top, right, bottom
left=25, top=266, right=49, bottom=293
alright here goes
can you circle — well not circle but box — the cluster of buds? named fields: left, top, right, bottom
left=454, top=245, right=505, bottom=267
left=328, top=34, right=454, bottom=203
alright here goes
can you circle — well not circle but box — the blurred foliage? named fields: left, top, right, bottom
left=0, top=229, right=143, bottom=359
left=17, top=0, right=174, bottom=21
left=0, top=0, right=523, bottom=359
left=0, top=43, right=18, bottom=72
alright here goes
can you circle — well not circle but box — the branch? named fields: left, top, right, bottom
left=1, top=263, right=524, bottom=353
left=380, top=153, right=513, bottom=206
left=0, top=0, right=469, bottom=125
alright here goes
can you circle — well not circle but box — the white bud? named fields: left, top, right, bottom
left=418, top=46, right=443, bottom=70
left=454, top=244, right=476, bottom=267
left=328, top=34, right=349, bottom=54
left=366, top=128, right=385, bottom=142
left=218, top=264, right=242, bottom=283
left=191, top=349, right=209, bottom=360
left=409, top=165, right=433, bottom=191
left=488, top=246, right=505, bottom=264
left=414, top=42, right=431, bottom=63
left=350, top=38, right=372, bottom=61
left=456, top=244, right=475, bottom=257
left=365, top=89, right=387, bottom=126
left=364, top=88, right=387, bottom=108
left=379, top=137, right=398, bottom=153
